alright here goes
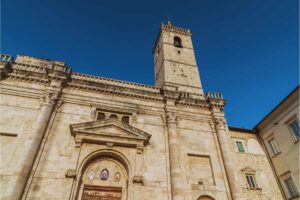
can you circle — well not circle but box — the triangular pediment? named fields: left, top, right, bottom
left=70, top=118, right=151, bottom=145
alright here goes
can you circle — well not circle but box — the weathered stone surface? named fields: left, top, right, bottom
left=0, top=22, right=284, bottom=200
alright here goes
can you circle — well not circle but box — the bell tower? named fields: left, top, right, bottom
left=153, top=21, right=204, bottom=95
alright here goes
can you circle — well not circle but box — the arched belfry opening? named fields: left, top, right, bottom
left=75, top=152, right=130, bottom=200
left=174, top=36, right=183, bottom=48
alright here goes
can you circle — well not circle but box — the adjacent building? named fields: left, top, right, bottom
left=0, top=22, right=285, bottom=200
left=255, top=86, right=299, bottom=200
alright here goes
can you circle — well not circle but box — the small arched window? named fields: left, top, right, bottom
left=122, top=116, right=130, bottom=124
left=97, top=112, right=106, bottom=120
left=174, top=36, right=183, bottom=48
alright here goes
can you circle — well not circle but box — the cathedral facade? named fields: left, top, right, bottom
left=0, top=22, right=283, bottom=200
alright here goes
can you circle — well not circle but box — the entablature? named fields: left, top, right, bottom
left=1, top=54, right=226, bottom=110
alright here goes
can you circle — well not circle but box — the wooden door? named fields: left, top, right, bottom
left=82, top=186, right=122, bottom=200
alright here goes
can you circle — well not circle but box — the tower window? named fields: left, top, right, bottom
left=174, top=36, right=183, bottom=48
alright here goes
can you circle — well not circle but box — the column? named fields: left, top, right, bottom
left=6, top=88, right=60, bottom=200
left=166, top=110, right=183, bottom=200
left=214, top=117, right=240, bottom=200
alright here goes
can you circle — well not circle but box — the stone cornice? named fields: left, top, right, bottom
left=71, top=72, right=159, bottom=92
left=1, top=54, right=225, bottom=110
left=0, top=83, right=44, bottom=100
left=69, top=72, right=162, bottom=101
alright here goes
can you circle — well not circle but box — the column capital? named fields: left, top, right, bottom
left=166, top=111, right=177, bottom=124
left=213, top=117, right=227, bottom=131
left=40, top=90, right=60, bottom=107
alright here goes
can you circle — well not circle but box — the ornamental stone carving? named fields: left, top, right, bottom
left=114, top=172, right=121, bottom=182
left=166, top=112, right=177, bottom=124
left=213, top=118, right=227, bottom=131
left=40, top=91, right=60, bottom=107
left=133, top=176, right=144, bottom=185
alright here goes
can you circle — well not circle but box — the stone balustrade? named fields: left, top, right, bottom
left=0, top=54, right=13, bottom=62
left=206, top=92, right=224, bottom=100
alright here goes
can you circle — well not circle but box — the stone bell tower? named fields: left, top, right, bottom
left=153, top=21, right=204, bottom=95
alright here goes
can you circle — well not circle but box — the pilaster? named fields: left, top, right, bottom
left=207, top=92, right=239, bottom=200
left=14, top=63, right=70, bottom=200
left=164, top=100, right=184, bottom=200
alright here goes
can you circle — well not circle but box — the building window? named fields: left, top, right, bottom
left=284, top=177, right=299, bottom=198
left=268, top=138, right=280, bottom=156
left=122, top=116, right=130, bottom=124
left=288, top=120, right=299, bottom=141
left=246, top=174, right=257, bottom=189
left=236, top=141, right=245, bottom=152
left=97, top=112, right=106, bottom=120
left=174, top=36, right=183, bottom=48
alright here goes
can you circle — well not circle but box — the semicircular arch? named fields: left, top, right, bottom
left=74, top=149, right=132, bottom=200
left=78, top=148, right=132, bottom=177
left=198, top=195, right=215, bottom=200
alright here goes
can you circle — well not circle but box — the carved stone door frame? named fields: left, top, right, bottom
left=69, top=119, right=151, bottom=200
left=74, top=154, right=129, bottom=200
left=81, top=185, right=122, bottom=200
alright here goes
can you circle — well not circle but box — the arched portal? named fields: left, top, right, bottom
left=76, top=156, right=128, bottom=200
left=198, top=195, right=215, bottom=200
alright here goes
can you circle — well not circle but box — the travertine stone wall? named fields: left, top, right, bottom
left=229, top=129, right=283, bottom=200
left=0, top=46, right=284, bottom=200
left=0, top=81, right=45, bottom=199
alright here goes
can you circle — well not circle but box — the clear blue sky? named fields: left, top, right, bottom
left=2, top=0, right=299, bottom=128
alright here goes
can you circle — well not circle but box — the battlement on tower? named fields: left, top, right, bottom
left=160, top=21, right=192, bottom=36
